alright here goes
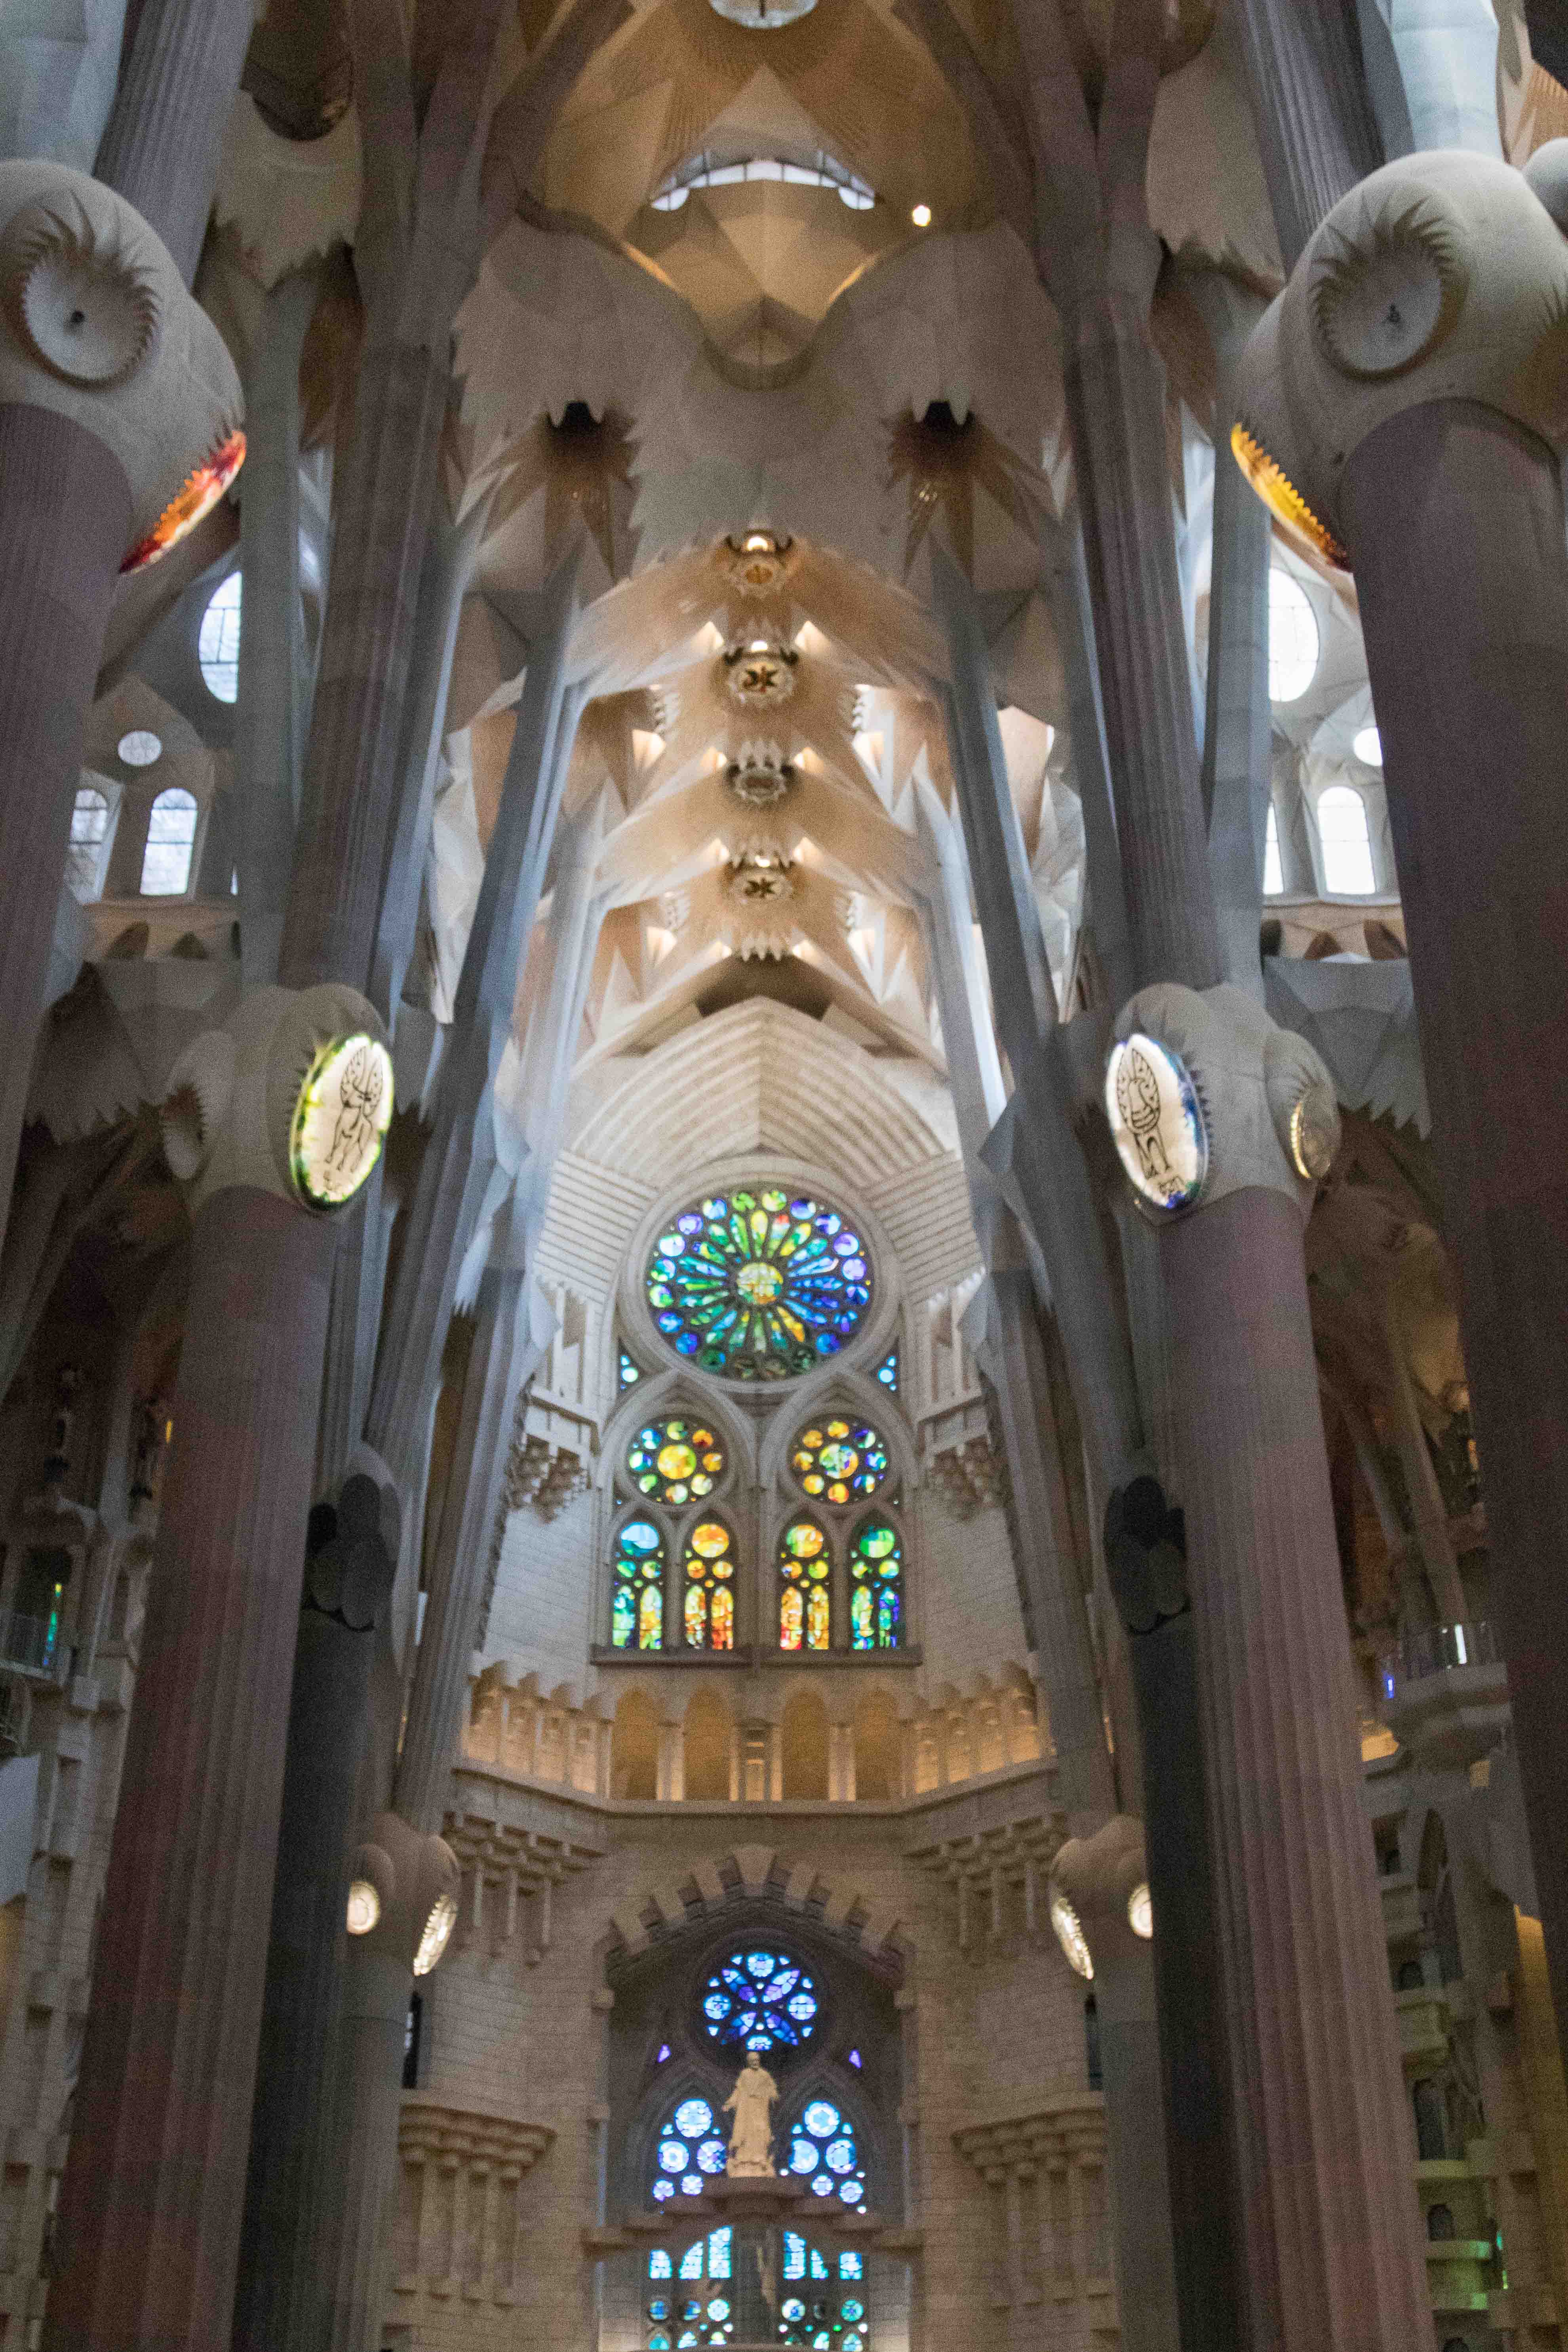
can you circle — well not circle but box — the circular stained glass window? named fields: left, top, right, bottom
left=646, top=1187, right=872, bottom=1381
left=787, top=2099, right=866, bottom=2207
left=628, top=1416, right=726, bottom=1505
left=700, top=1948, right=819, bottom=2053
left=791, top=1418, right=888, bottom=1504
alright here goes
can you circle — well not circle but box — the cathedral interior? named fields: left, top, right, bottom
left=3, top=0, right=1568, bottom=2347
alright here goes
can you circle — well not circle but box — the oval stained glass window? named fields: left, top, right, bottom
left=791, top=1418, right=888, bottom=1504
left=849, top=1515, right=902, bottom=1651
left=645, top=1187, right=872, bottom=1380
left=628, top=1416, right=725, bottom=1505
left=779, top=1517, right=831, bottom=1652
left=700, top=1948, right=819, bottom=2053
left=613, top=1518, right=666, bottom=1650
left=684, top=1520, right=736, bottom=1651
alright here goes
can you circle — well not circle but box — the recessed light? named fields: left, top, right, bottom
left=911, top=203, right=932, bottom=228
left=1353, top=725, right=1383, bottom=767
left=118, top=729, right=162, bottom=767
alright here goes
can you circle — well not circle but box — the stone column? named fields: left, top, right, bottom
left=1230, top=0, right=1382, bottom=266
left=0, top=161, right=242, bottom=1235
left=365, top=551, right=586, bottom=1513
left=319, top=1814, right=459, bottom=2352
left=1107, top=983, right=1430, bottom=2352
left=236, top=268, right=320, bottom=991
left=1049, top=1820, right=1180, bottom=2352
left=232, top=1472, right=398, bottom=2352
left=1232, top=142, right=1568, bottom=2055
left=94, top=0, right=255, bottom=282
left=42, top=983, right=388, bottom=2352
left=0, top=0, right=129, bottom=167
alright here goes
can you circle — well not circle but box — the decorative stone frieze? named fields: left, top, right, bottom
left=393, top=2099, right=554, bottom=2307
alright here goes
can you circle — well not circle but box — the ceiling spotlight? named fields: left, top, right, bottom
left=118, top=728, right=162, bottom=767
left=911, top=203, right=932, bottom=228
left=1353, top=725, right=1383, bottom=767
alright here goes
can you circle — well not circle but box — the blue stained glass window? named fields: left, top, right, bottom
left=645, top=1187, right=873, bottom=1381
left=650, top=2097, right=729, bottom=2204
left=699, top=1948, right=819, bottom=2053
left=645, top=2233, right=733, bottom=2347
left=787, top=2099, right=865, bottom=2207
left=620, top=1347, right=642, bottom=1391
left=875, top=1345, right=898, bottom=1392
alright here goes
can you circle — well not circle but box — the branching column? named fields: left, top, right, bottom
left=1230, top=0, right=1382, bottom=266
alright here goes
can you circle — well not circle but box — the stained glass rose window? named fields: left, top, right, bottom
left=700, top=1948, right=819, bottom=2053
left=790, top=1418, right=888, bottom=1504
left=628, top=1417, right=725, bottom=1505
left=646, top=1188, right=872, bottom=1380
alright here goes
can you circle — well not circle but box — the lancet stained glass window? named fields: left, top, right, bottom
left=780, top=1517, right=831, bottom=1650
left=780, top=2238, right=867, bottom=2349
left=786, top=2099, right=866, bottom=2207
left=791, top=1418, right=888, bottom=1504
left=645, top=2230, right=734, bottom=2347
left=684, top=1520, right=736, bottom=1649
left=646, top=1187, right=872, bottom=1380
left=628, top=1416, right=725, bottom=1505
left=652, top=2097, right=729, bottom=2202
left=850, top=1516, right=902, bottom=1650
left=613, top=1518, right=666, bottom=1650
left=700, top=1948, right=819, bottom=2053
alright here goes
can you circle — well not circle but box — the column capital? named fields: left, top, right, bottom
left=1233, top=147, right=1568, bottom=571
left=0, top=158, right=242, bottom=569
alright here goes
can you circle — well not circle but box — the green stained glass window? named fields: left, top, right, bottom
left=790, top=1417, right=888, bottom=1504
left=849, top=1515, right=902, bottom=1650
left=646, top=1187, right=872, bottom=1381
left=780, top=1516, right=831, bottom=1650
left=613, top=1517, right=666, bottom=1650
left=627, top=1416, right=725, bottom=1506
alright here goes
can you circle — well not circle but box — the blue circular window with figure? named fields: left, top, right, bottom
left=699, top=1948, right=819, bottom=2054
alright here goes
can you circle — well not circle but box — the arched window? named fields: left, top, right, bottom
left=1427, top=2204, right=1456, bottom=2241
left=67, top=785, right=111, bottom=900
left=683, top=1520, right=736, bottom=1650
left=785, top=2097, right=866, bottom=2207
left=850, top=1515, right=902, bottom=1649
left=780, top=1516, right=831, bottom=1650
left=1263, top=803, right=1284, bottom=897
left=612, top=1517, right=666, bottom=1650
left=1267, top=568, right=1319, bottom=703
left=198, top=572, right=242, bottom=702
left=139, top=787, right=199, bottom=896
left=699, top=1947, right=820, bottom=2056
left=1317, top=784, right=1376, bottom=895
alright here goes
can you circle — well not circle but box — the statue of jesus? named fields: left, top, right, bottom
left=723, top=2049, right=778, bottom=2175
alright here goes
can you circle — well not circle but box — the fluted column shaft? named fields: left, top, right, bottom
left=1163, top=1186, right=1430, bottom=2352
left=0, top=404, right=131, bottom=1245
left=44, top=1186, right=336, bottom=2352
left=1062, top=300, right=1224, bottom=997
left=236, top=269, right=319, bottom=990
left=322, top=1946, right=415, bottom=2352
left=1340, top=398, right=1568, bottom=2051
left=232, top=1588, right=382, bottom=2350
left=278, top=337, right=447, bottom=995
left=94, top=0, right=256, bottom=284
left=1230, top=0, right=1383, bottom=267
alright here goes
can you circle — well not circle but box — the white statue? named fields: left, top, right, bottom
left=723, top=2049, right=778, bottom=2175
